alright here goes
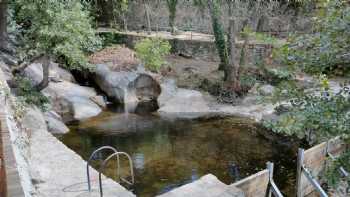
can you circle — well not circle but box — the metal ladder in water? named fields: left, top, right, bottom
left=86, top=146, right=135, bottom=197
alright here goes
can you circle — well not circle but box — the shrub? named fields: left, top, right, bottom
left=135, top=37, right=171, bottom=72
left=14, top=77, right=50, bottom=110
left=264, top=76, right=350, bottom=142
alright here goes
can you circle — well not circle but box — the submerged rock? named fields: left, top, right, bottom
left=94, top=64, right=161, bottom=104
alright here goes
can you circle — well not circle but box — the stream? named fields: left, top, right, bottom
left=57, top=105, right=297, bottom=197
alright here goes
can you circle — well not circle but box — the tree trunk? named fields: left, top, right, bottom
left=144, top=1, right=151, bottom=34
left=122, top=12, right=128, bottom=31
left=207, top=0, right=229, bottom=73
left=35, top=55, right=50, bottom=91
left=226, top=19, right=241, bottom=92
left=169, top=9, right=176, bottom=34
left=167, top=0, right=177, bottom=35
left=0, top=0, right=8, bottom=50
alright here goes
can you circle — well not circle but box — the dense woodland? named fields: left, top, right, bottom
left=0, top=0, right=349, bottom=195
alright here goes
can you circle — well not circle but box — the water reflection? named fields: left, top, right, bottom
left=59, top=111, right=297, bottom=197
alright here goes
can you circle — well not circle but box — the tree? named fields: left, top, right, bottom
left=143, top=0, right=152, bottom=34
left=226, top=19, right=241, bottom=92
left=207, top=0, right=229, bottom=75
left=166, top=0, right=178, bottom=34
left=12, top=0, right=101, bottom=91
left=0, top=0, right=7, bottom=50
left=110, top=0, right=128, bottom=30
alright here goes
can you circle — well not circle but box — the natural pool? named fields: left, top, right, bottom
left=58, top=106, right=298, bottom=197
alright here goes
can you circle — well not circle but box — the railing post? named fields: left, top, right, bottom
left=267, top=162, right=274, bottom=197
left=296, top=148, right=305, bottom=197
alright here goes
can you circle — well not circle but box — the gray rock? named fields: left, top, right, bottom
left=45, top=115, right=69, bottom=134
left=42, top=81, right=101, bottom=122
left=157, top=79, right=178, bottom=108
left=45, top=110, right=63, bottom=121
left=0, top=51, right=18, bottom=66
left=258, top=84, right=275, bottom=96
left=158, top=87, right=212, bottom=119
left=94, top=64, right=160, bottom=103
left=0, top=61, right=13, bottom=82
left=90, top=95, right=107, bottom=108
left=24, top=62, right=75, bottom=86
left=65, top=96, right=102, bottom=121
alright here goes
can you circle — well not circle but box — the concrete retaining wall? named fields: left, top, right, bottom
left=100, top=31, right=273, bottom=64
left=0, top=107, right=25, bottom=197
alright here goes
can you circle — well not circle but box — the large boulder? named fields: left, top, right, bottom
left=94, top=64, right=161, bottom=104
left=65, top=96, right=102, bottom=121
left=24, top=61, right=75, bottom=86
left=42, top=81, right=102, bottom=122
left=157, top=81, right=212, bottom=119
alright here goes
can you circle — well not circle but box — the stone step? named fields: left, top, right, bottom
left=157, top=174, right=245, bottom=197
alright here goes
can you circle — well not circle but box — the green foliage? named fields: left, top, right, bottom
left=264, top=76, right=350, bottom=141
left=13, top=0, right=101, bottom=71
left=135, top=37, right=171, bottom=72
left=325, top=149, right=350, bottom=188
left=275, top=0, right=350, bottom=76
left=14, top=77, right=50, bottom=110
left=208, top=0, right=229, bottom=70
left=166, top=0, right=178, bottom=33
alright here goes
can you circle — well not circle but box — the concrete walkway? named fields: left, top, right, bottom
left=22, top=108, right=135, bottom=197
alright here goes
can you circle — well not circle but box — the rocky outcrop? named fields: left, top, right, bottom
left=157, top=79, right=277, bottom=121
left=23, top=62, right=75, bottom=86
left=158, top=174, right=244, bottom=197
left=42, top=81, right=102, bottom=122
left=157, top=79, right=214, bottom=119
left=94, top=64, right=161, bottom=104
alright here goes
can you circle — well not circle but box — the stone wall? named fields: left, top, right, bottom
left=100, top=0, right=313, bottom=37
left=103, top=31, right=273, bottom=64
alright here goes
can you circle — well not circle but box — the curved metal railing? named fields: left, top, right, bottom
left=86, top=146, right=120, bottom=191
left=98, top=152, right=135, bottom=197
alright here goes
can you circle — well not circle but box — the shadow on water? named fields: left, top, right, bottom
left=57, top=104, right=298, bottom=197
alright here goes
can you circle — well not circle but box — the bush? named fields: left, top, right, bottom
left=135, top=37, right=171, bottom=72
left=264, top=76, right=350, bottom=142
left=14, top=77, right=50, bottom=110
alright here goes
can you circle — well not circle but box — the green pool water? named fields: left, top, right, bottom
left=58, top=108, right=297, bottom=197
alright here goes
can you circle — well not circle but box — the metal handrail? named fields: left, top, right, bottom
left=296, top=148, right=328, bottom=197
left=98, top=152, right=134, bottom=197
left=266, top=162, right=283, bottom=197
left=302, top=165, right=328, bottom=197
left=327, top=152, right=349, bottom=178
left=86, top=146, right=120, bottom=192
